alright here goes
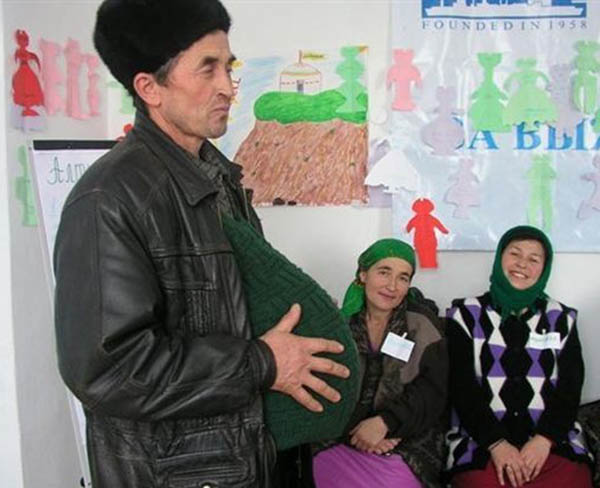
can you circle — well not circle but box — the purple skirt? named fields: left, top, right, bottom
left=313, top=444, right=422, bottom=488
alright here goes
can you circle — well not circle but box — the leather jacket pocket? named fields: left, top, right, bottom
left=167, top=460, right=249, bottom=488
left=155, top=253, right=220, bottom=337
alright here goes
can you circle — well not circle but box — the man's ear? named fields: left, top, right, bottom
left=133, top=72, right=161, bottom=108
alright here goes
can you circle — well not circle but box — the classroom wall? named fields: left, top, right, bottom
left=3, top=1, right=103, bottom=486
left=0, top=5, right=24, bottom=487
left=1, top=1, right=600, bottom=487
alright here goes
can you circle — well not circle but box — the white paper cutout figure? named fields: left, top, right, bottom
left=578, top=155, right=600, bottom=220
left=365, top=148, right=419, bottom=193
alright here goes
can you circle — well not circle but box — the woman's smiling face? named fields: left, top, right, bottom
left=359, top=257, right=413, bottom=314
left=501, top=239, right=545, bottom=290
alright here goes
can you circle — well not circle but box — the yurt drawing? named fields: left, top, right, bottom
left=279, top=51, right=322, bottom=94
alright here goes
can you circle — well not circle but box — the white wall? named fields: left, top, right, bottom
left=0, top=4, right=24, bottom=487
left=3, top=1, right=103, bottom=487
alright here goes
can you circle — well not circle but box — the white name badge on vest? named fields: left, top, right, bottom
left=381, top=332, right=415, bottom=362
left=527, top=331, right=561, bottom=350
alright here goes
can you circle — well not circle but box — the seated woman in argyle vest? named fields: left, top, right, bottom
left=446, top=225, right=594, bottom=488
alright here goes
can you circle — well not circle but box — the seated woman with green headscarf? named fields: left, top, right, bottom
left=312, top=239, right=448, bottom=488
left=446, top=226, right=594, bottom=488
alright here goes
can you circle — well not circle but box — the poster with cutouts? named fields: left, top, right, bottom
left=380, top=1, right=600, bottom=251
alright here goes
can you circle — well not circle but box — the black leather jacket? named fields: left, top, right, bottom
left=54, top=111, right=277, bottom=487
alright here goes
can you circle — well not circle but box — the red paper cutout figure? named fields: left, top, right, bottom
left=116, top=123, right=133, bottom=142
left=39, top=38, right=64, bottom=116
left=85, top=54, right=101, bottom=117
left=64, top=38, right=87, bottom=120
left=12, top=29, right=44, bottom=116
left=405, top=198, right=449, bottom=269
left=387, top=49, right=422, bottom=111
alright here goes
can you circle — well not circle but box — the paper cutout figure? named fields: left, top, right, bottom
left=85, top=54, right=101, bottom=117
left=365, top=148, right=419, bottom=193
left=548, top=64, right=582, bottom=137
left=406, top=198, right=449, bottom=269
left=39, top=38, right=64, bottom=116
left=64, top=38, right=87, bottom=120
left=387, top=49, right=421, bottom=111
left=15, top=146, right=38, bottom=227
left=108, top=80, right=135, bottom=115
left=445, top=158, right=481, bottom=219
left=335, top=46, right=366, bottom=114
left=421, top=86, right=464, bottom=156
left=526, top=154, right=556, bottom=233
left=593, top=109, right=600, bottom=133
left=504, top=58, right=557, bottom=131
left=12, top=29, right=44, bottom=116
left=577, top=155, right=600, bottom=220
left=116, top=123, right=133, bottom=142
left=573, top=40, right=600, bottom=115
left=469, top=53, right=510, bottom=133
left=366, top=138, right=392, bottom=207
left=369, top=138, right=391, bottom=167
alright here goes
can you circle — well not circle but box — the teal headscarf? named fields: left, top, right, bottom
left=341, top=238, right=416, bottom=318
left=489, top=225, right=553, bottom=318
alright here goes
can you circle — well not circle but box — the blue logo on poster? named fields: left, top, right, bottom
left=422, top=1, right=587, bottom=20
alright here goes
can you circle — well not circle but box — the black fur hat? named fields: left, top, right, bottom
left=94, top=0, right=231, bottom=96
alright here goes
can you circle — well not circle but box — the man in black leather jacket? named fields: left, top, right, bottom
left=53, top=1, right=350, bottom=486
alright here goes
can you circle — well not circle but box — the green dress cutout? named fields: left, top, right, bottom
left=504, top=58, right=557, bottom=131
left=469, top=52, right=510, bottom=133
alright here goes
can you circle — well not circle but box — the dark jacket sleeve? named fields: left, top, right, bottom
left=54, top=190, right=275, bottom=421
left=447, top=312, right=508, bottom=448
left=378, top=338, right=448, bottom=439
left=535, top=315, right=584, bottom=443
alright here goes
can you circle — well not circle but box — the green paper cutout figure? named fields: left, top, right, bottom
left=15, top=145, right=38, bottom=227
left=335, top=46, right=366, bottom=114
left=469, top=52, right=510, bottom=132
left=526, top=153, right=556, bottom=233
left=573, top=40, right=600, bottom=115
left=593, top=108, right=600, bottom=133
left=108, top=80, right=135, bottom=115
left=503, top=58, right=557, bottom=131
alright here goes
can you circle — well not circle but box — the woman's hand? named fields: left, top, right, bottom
left=489, top=439, right=529, bottom=487
left=349, top=416, right=389, bottom=453
left=520, top=435, right=552, bottom=481
left=372, top=437, right=402, bottom=455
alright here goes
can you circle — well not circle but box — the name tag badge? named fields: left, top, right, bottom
left=527, top=331, right=561, bottom=350
left=545, top=332, right=561, bottom=349
left=381, top=332, right=415, bottom=362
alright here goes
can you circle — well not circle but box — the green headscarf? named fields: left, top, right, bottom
left=489, top=225, right=553, bottom=318
left=341, top=238, right=416, bottom=318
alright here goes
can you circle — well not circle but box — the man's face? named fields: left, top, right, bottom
left=153, top=30, right=234, bottom=153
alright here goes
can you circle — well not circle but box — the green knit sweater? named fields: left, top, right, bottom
left=222, top=216, right=360, bottom=450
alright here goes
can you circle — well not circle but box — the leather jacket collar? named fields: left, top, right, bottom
left=131, top=110, right=220, bottom=206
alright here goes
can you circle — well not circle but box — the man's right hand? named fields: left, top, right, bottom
left=260, top=303, right=350, bottom=412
